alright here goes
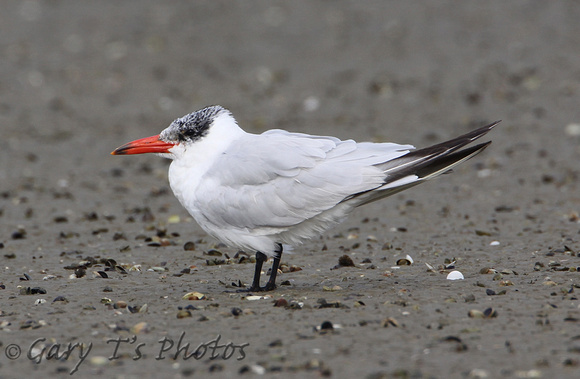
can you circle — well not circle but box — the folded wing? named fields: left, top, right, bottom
left=193, top=121, right=498, bottom=230
left=194, top=130, right=412, bottom=229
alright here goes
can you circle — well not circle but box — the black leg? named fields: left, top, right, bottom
left=263, top=244, right=283, bottom=291
left=240, top=244, right=283, bottom=292
left=246, top=251, right=267, bottom=292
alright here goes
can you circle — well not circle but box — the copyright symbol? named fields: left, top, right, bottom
left=5, top=344, right=21, bottom=360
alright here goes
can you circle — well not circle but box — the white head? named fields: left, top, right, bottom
left=111, top=105, right=239, bottom=159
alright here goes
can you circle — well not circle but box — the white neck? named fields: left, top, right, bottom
left=167, top=113, right=246, bottom=210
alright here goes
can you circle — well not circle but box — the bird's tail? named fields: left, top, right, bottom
left=349, top=120, right=500, bottom=206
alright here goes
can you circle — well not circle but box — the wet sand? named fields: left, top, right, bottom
left=1, top=2, right=580, bottom=378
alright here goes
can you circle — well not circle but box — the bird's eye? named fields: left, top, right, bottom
left=179, top=121, right=210, bottom=142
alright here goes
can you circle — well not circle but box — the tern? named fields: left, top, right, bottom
left=112, top=105, right=498, bottom=291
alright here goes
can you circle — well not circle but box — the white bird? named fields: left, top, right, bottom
left=112, top=105, right=498, bottom=291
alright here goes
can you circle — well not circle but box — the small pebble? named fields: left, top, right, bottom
left=268, top=339, right=283, bottom=347
left=381, top=317, right=399, bottom=327
left=468, top=368, right=489, bottom=378
left=320, top=321, right=334, bottom=331
left=167, top=215, right=181, bottom=223
left=89, top=356, right=109, bottom=366
left=338, top=255, right=354, bottom=267
left=483, top=307, right=498, bottom=318
left=74, top=268, right=86, bottom=278
left=131, top=321, right=149, bottom=334
left=499, top=280, right=514, bottom=286
left=177, top=310, right=192, bottom=319
left=468, top=310, right=485, bottom=318
left=182, top=291, right=205, bottom=300
left=322, top=285, right=343, bottom=291
left=565, top=123, right=580, bottom=137
left=464, top=294, right=476, bottom=303
left=12, top=230, right=26, bottom=239
left=396, top=254, right=413, bottom=265
left=273, top=298, right=288, bottom=307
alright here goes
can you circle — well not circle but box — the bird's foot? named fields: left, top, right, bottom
left=262, top=281, right=277, bottom=291
left=231, top=248, right=282, bottom=293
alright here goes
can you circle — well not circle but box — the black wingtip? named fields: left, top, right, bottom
left=456, top=119, right=501, bottom=143
left=413, top=141, right=491, bottom=179
left=484, top=120, right=501, bottom=132
left=406, top=119, right=501, bottom=159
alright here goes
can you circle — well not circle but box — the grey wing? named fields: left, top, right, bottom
left=193, top=130, right=413, bottom=229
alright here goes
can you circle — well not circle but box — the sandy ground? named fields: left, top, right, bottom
left=1, top=1, right=580, bottom=378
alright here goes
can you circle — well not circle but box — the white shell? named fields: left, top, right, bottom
left=446, top=270, right=464, bottom=280
left=245, top=295, right=272, bottom=301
